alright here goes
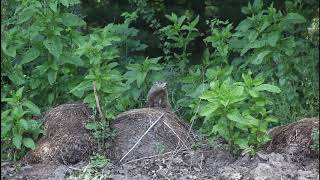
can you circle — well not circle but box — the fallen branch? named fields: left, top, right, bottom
left=119, top=113, right=165, bottom=163
left=123, top=148, right=188, bottom=164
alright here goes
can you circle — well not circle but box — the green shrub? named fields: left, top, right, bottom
left=199, top=71, right=280, bottom=154
left=1, top=87, right=43, bottom=161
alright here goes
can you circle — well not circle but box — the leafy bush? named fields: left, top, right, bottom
left=1, top=87, right=43, bottom=161
left=199, top=71, right=280, bottom=154
left=67, top=153, right=109, bottom=180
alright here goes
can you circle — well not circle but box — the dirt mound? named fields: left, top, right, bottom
left=101, top=144, right=319, bottom=180
left=23, top=103, right=95, bottom=165
left=106, top=108, right=195, bottom=163
left=266, top=117, right=319, bottom=158
left=1, top=162, right=71, bottom=180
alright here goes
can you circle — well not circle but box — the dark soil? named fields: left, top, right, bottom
left=1, top=107, right=319, bottom=180
left=22, top=103, right=95, bottom=165
left=106, top=108, right=195, bottom=163
left=2, top=144, right=319, bottom=180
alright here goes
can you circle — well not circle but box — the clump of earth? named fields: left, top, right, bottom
left=1, top=100, right=318, bottom=180
left=2, top=142, right=319, bottom=180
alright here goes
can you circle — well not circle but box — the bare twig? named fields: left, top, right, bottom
left=123, top=148, right=188, bottom=164
left=93, top=81, right=105, bottom=121
left=119, top=113, right=165, bottom=163
left=163, top=120, right=189, bottom=149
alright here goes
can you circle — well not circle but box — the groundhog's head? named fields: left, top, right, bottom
left=152, top=80, right=167, bottom=89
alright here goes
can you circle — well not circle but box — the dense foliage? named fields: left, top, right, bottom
left=1, top=0, right=319, bottom=160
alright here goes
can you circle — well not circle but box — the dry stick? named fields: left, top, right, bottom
left=165, top=140, right=182, bottom=175
left=93, top=81, right=105, bottom=121
left=119, top=113, right=165, bottom=163
left=124, top=148, right=188, bottom=164
left=163, top=121, right=189, bottom=150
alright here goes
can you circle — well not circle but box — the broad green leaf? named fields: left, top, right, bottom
left=43, top=37, right=63, bottom=58
left=49, top=2, right=57, bottom=12
left=47, top=70, right=57, bottom=85
left=252, top=50, right=271, bottom=65
left=200, top=103, right=219, bottom=117
left=83, top=93, right=95, bottom=105
left=16, top=87, right=24, bottom=99
left=61, top=13, right=86, bottom=27
left=17, top=9, right=35, bottom=24
left=265, top=116, right=278, bottom=123
left=252, top=0, right=263, bottom=11
left=1, top=123, right=12, bottom=138
left=48, top=93, right=55, bottom=105
left=13, top=134, right=23, bottom=149
left=22, top=138, right=36, bottom=150
left=190, top=15, right=200, bottom=27
left=255, top=84, right=281, bottom=93
left=19, top=119, right=29, bottom=130
left=85, top=122, right=98, bottom=130
left=227, top=110, right=242, bottom=123
left=3, top=46, right=17, bottom=57
left=243, top=115, right=259, bottom=126
left=8, top=66, right=25, bottom=85
left=267, top=31, right=280, bottom=47
left=248, top=89, right=259, bottom=98
left=21, top=48, right=40, bottom=65
left=234, top=138, right=249, bottom=149
left=236, top=19, right=252, bottom=32
left=70, top=81, right=91, bottom=98
left=257, top=134, right=271, bottom=144
left=22, top=100, right=41, bottom=115
left=283, top=13, right=306, bottom=24
left=60, top=0, right=81, bottom=7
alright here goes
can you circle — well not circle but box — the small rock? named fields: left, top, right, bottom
left=172, top=157, right=184, bottom=164
left=181, top=168, right=189, bottom=175
left=194, top=167, right=201, bottom=172
left=297, top=170, right=319, bottom=180
left=230, top=173, right=242, bottom=180
left=256, top=152, right=268, bottom=161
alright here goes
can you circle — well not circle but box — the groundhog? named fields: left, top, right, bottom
left=146, top=80, right=172, bottom=110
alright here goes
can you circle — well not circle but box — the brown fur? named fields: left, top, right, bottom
left=146, top=80, right=172, bottom=110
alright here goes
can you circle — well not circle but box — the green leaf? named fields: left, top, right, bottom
left=227, top=111, right=242, bottom=123
left=252, top=0, right=263, bottom=11
left=19, top=119, right=29, bottom=130
left=16, top=87, right=24, bottom=99
left=22, top=100, right=41, bottom=115
left=248, top=89, right=259, bottom=98
left=234, top=138, right=249, bottom=149
left=17, top=9, right=35, bottom=24
left=1, top=122, right=12, bottom=138
left=61, top=13, right=86, bottom=27
left=49, top=2, right=58, bottom=12
left=21, top=48, right=40, bottom=65
left=200, top=103, right=219, bottom=117
left=8, top=66, right=25, bottom=85
left=252, top=50, right=271, bottom=65
left=47, top=70, right=57, bottom=85
left=235, top=19, right=252, bottom=32
left=255, top=84, right=281, bottom=93
left=85, top=122, right=98, bottom=130
left=43, top=37, right=63, bottom=58
left=13, top=134, right=23, bottom=149
left=3, top=46, right=17, bottom=57
left=267, top=31, right=280, bottom=47
left=265, top=116, right=278, bottom=123
left=22, top=138, right=36, bottom=150
left=283, top=13, right=306, bottom=24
